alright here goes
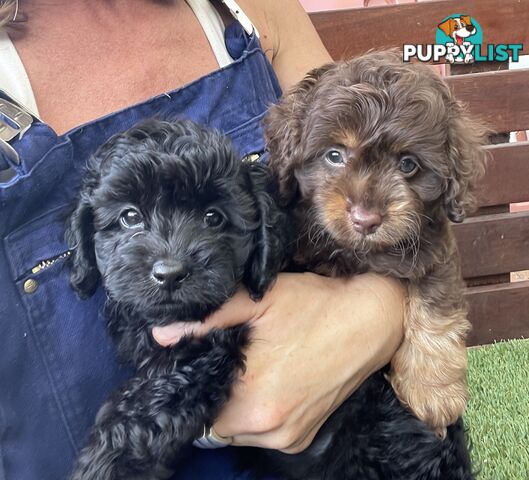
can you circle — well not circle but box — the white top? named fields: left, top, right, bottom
left=187, top=0, right=234, bottom=69
left=0, top=29, right=39, bottom=115
left=0, top=0, right=240, bottom=116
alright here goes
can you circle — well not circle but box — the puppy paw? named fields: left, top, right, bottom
left=176, top=324, right=251, bottom=386
left=389, top=368, right=468, bottom=430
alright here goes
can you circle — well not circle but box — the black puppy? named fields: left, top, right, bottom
left=65, top=119, right=289, bottom=480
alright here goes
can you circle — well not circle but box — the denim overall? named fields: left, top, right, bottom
left=0, top=21, right=281, bottom=480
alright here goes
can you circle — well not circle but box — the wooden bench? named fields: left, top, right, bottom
left=309, top=0, right=529, bottom=346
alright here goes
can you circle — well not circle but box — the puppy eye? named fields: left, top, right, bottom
left=398, top=154, right=420, bottom=176
left=204, top=209, right=226, bottom=228
left=120, top=209, right=144, bottom=229
left=325, top=149, right=345, bottom=166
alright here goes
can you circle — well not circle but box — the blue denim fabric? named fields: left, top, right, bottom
left=0, top=21, right=281, bottom=480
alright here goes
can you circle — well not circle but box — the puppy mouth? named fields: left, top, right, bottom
left=143, top=301, right=215, bottom=325
left=344, top=224, right=385, bottom=250
left=145, top=301, right=183, bottom=317
left=141, top=285, right=228, bottom=324
left=324, top=210, right=400, bottom=253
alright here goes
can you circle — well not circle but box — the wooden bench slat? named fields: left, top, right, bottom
left=454, top=211, right=529, bottom=279
left=466, top=280, right=529, bottom=346
left=310, top=0, right=529, bottom=61
left=446, top=69, right=529, bottom=133
left=478, top=142, right=529, bottom=207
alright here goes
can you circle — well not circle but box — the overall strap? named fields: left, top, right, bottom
left=186, top=0, right=234, bottom=68
left=0, top=29, right=39, bottom=116
left=186, top=0, right=260, bottom=68
left=219, top=0, right=259, bottom=38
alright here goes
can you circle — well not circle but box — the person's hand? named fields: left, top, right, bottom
left=152, top=272, right=404, bottom=453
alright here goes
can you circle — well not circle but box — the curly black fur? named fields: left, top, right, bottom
left=65, top=119, right=290, bottom=480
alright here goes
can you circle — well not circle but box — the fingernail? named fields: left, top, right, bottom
left=152, top=326, right=176, bottom=345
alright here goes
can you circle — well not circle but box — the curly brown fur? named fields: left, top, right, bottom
left=256, top=50, right=487, bottom=479
left=65, top=119, right=290, bottom=480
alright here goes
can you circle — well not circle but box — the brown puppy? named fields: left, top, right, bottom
left=266, top=51, right=487, bottom=433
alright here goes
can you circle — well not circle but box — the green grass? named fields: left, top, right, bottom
left=465, top=338, right=529, bottom=479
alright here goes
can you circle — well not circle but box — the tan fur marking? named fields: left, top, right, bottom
left=333, top=130, right=359, bottom=150
left=321, top=189, right=348, bottom=228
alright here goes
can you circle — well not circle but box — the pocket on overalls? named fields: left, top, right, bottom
left=225, top=111, right=267, bottom=162
left=4, top=204, right=127, bottom=450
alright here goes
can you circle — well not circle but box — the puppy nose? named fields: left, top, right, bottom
left=465, top=25, right=474, bottom=32
left=152, top=260, right=190, bottom=288
left=349, top=206, right=382, bottom=235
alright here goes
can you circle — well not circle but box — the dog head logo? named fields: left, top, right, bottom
left=437, top=16, right=477, bottom=46
left=436, top=14, right=482, bottom=64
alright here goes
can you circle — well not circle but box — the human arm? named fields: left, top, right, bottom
left=154, top=273, right=404, bottom=453
left=236, top=0, right=333, bottom=86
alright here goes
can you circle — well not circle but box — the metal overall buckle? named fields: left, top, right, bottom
left=0, top=89, right=39, bottom=166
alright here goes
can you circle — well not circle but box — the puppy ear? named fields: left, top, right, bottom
left=438, top=18, right=454, bottom=37
left=265, top=63, right=335, bottom=205
left=65, top=178, right=100, bottom=298
left=444, top=101, right=488, bottom=223
left=242, top=162, right=292, bottom=300
left=461, top=15, right=472, bottom=27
